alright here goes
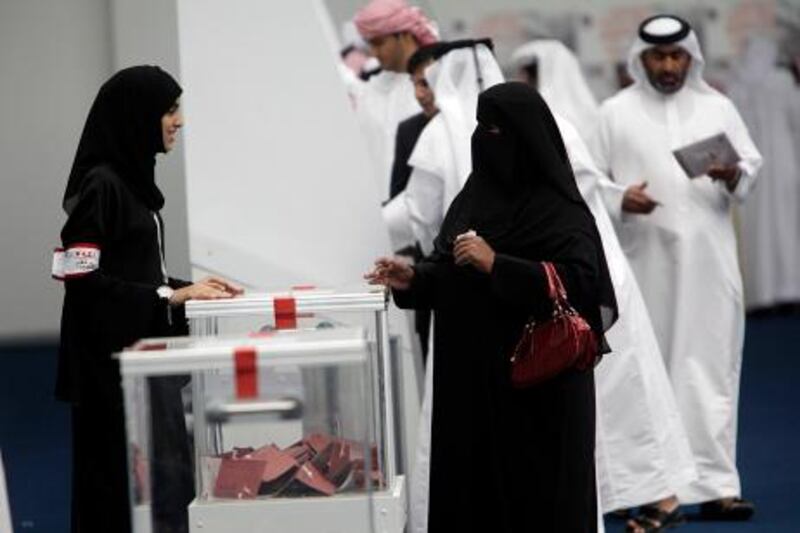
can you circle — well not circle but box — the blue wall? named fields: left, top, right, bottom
left=0, top=344, right=70, bottom=532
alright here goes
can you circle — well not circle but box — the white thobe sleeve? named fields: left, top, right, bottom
left=382, top=192, right=416, bottom=251
left=722, top=99, right=763, bottom=203
left=597, top=177, right=626, bottom=223
left=588, top=105, right=613, bottom=174
left=588, top=107, right=627, bottom=223
left=337, top=63, right=365, bottom=103
left=405, top=167, right=444, bottom=256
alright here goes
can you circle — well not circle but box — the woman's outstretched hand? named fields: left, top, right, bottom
left=169, top=276, right=244, bottom=306
left=364, top=257, right=415, bottom=291
left=198, top=276, right=244, bottom=296
left=454, top=231, right=495, bottom=273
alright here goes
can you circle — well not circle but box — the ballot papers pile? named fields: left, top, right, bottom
left=211, top=433, right=382, bottom=500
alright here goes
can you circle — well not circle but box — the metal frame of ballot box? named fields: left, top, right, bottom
left=120, top=329, right=405, bottom=533
left=184, top=288, right=405, bottom=532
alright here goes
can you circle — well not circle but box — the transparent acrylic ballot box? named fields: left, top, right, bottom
left=119, top=328, right=405, bottom=533
left=184, top=287, right=404, bottom=489
left=185, top=286, right=387, bottom=339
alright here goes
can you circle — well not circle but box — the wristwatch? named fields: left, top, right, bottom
left=157, top=285, right=174, bottom=302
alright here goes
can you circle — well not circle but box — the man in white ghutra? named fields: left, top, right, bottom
left=590, top=14, right=763, bottom=529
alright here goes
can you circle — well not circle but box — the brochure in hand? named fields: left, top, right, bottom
left=672, top=132, right=740, bottom=178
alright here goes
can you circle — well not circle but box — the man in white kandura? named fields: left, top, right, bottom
left=383, top=39, right=504, bottom=255
left=511, top=39, right=600, bottom=143
left=728, top=36, right=800, bottom=311
left=590, top=14, right=763, bottom=525
left=353, top=0, right=439, bottom=201
left=513, top=39, right=697, bottom=532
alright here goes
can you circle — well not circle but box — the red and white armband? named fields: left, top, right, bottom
left=52, top=243, right=101, bottom=281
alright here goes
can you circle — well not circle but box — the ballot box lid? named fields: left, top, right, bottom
left=184, top=285, right=387, bottom=319
left=118, top=327, right=369, bottom=377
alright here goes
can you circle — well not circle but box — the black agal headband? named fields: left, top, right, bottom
left=639, top=15, right=691, bottom=45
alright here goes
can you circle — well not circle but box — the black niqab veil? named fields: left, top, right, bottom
left=63, top=65, right=182, bottom=214
left=436, top=81, right=617, bottom=335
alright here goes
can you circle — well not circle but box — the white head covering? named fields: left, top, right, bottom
left=510, top=39, right=600, bottom=132
left=409, top=41, right=505, bottom=206
left=627, top=14, right=715, bottom=94
left=733, top=35, right=779, bottom=84
left=340, top=20, right=368, bottom=51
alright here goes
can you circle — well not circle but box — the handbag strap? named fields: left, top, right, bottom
left=542, top=262, right=570, bottom=309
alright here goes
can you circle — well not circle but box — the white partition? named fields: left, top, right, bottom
left=177, top=0, right=384, bottom=288
left=176, top=0, right=421, bottom=476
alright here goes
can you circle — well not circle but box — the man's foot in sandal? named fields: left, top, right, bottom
left=625, top=497, right=685, bottom=532
left=698, top=497, right=755, bottom=521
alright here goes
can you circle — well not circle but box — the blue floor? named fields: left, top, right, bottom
left=1, top=315, right=799, bottom=532
left=605, top=314, right=800, bottom=532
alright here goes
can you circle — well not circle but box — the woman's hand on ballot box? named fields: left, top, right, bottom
left=169, top=276, right=244, bottom=306
left=365, top=257, right=415, bottom=290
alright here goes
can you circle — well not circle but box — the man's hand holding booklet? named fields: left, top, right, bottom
left=672, top=133, right=741, bottom=179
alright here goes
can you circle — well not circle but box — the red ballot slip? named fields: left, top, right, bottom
left=247, top=445, right=299, bottom=495
left=214, top=457, right=267, bottom=499
left=285, top=441, right=313, bottom=464
left=250, top=445, right=299, bottom=483
left=282, top=463, right=336, bottom=497
left=310, top=442, right=335, bottom=474
left=133, top=341, right=168, bottom=352
left=345, top=439, right=380, bottom=470
left=326, top=442, right=353, bottom=487
left=220, top=446, right=255, bottom=459
left=352, top=467, right=384, bottom=490
left=306, top=433, right=334, bottom=454
left=248, top=443, right=280, bottom=459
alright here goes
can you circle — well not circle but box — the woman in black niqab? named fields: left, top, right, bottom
left=57, top=66, right=240, bottom=533
left=438, top=81, right=617, bottom=335
left=368, top=82, right=617, bottom=532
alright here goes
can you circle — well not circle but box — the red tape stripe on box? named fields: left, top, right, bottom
left=234, top=347, right=258, bottom=399
left=274, top=297, right=297, bottom=330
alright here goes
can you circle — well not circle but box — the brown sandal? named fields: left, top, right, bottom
left=625, top=505, right=685, bottom=532
left=698, top=498, right=755, bottom=521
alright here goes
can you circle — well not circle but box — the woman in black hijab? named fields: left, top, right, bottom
left=57, top=66, right=241, bottom=533
left=368, top=82, right=617, bottom=532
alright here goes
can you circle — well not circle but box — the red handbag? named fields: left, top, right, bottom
left=510, top=262, right=598, bottom=388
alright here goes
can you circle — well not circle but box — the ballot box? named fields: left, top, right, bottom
left=120, top=328, right=406, bottom=533
left=184, top=287, right=404, bottom=486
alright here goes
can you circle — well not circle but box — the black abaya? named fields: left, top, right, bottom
left=393, top=82, right=617, bottom=532
left=59, top=165, right=194, bottom=533
left=57, top=66, right=192, bottom=533
left=395, top=244, right=601, bottom=532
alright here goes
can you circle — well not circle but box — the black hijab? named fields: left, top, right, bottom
left=435, top=82, right=617, bottom=334
left=63, top=65, right=182, bottom=214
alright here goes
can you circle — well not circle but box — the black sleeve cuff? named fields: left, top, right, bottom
left=168, top=277, right=192, bottom=290
left=391, top=262, right=438, bottom=310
